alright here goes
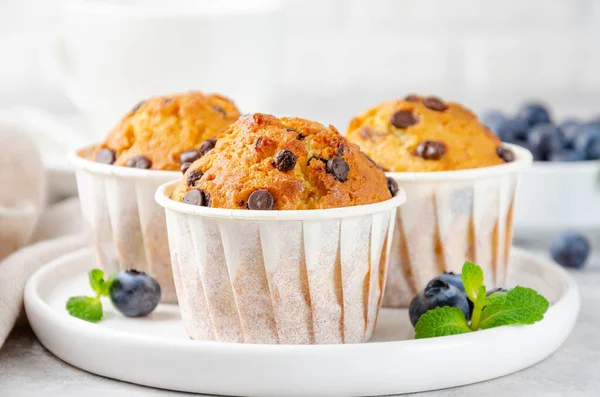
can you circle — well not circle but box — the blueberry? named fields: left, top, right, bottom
left=433, top=271, right=465, bottom=292
left=110, top=269, right=161, bottom=317
left=494, top=118, right=529, bottom=143
left=517, top=102, right=552, bottom=127
left=486, top=288, right=507, bottom=297
left=481, top=110, right=506, bottom=132
left=408, top=279, right=471, bottom=326
left=516, top=141, right=543, bottom=161
left=573, top=122, right=600, bottom=160
left=548, top=149, right=586, bottom=162
left=549, top=231, right=590, bottom=269
left=559, top=118, right=580, bottom=145
left=527, top=123, right=566, bottom=160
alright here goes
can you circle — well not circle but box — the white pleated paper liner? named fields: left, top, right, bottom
left=383, top=143, right=533, bottom=307
left=68, top=146, right=181, bottom=303
left=156, top=181, right=406, bottom=344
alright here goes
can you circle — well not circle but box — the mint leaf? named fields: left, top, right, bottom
left=461, top=261, right=484, bottom=303
left=88, top=269, right=114, bottom=297
left=89, top=269, right=105, bottom=295
left=66, top=296, right=103, bottom=323
left=461, top=261, right=487, bottom=330
left=100, top=273, right=115, bottom=296
left=415, top=307, right=472, bottom=339
left=480, top=286, right=549, bottom=329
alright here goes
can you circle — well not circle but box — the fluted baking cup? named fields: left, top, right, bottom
left=68, top=146, right=180, bottom=303
left=156, top=181, right=406, bottom=344
left=383, top=144, right=533, bottom=307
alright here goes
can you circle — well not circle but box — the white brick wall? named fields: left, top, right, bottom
left=0, top=0, right=598, bottom=125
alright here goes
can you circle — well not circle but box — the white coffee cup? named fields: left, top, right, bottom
left=58, top=0, right=283, bottom=141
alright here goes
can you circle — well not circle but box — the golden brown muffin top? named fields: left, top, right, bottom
left=92, top=91, right=240, bottom=170
left=170, top=113, right=394, bottom=210
left=346, top=95, right=510, bottom=172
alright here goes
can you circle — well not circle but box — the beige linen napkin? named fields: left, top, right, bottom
left=0, top=124, right=86, bottom=348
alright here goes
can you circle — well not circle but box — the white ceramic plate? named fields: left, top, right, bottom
left=515, top=161, right=600, bottom=232
left=25, top=248, right=579, bottom=397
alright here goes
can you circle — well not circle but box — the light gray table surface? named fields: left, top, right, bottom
left=1, top=244, right=599, bottom=397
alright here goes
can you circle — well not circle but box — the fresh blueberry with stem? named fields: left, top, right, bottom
left=110, top=269, right=161, bottom=317
left=527, top=123, right=566, bottom=160
left=549, top=232, right=591, bottom=269
left=517, top=102, right=552, bottom=127
left=409, top=278, right=471, bottom=326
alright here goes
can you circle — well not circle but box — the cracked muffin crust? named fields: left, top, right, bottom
left=92, top=91, right=240, bottom=171
left=346, top=95, right=508, bottom=172
left=170, top=113, right=393, bottom=210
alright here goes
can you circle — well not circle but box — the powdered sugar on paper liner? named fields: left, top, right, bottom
left=383, top=144, right=532, bottom=308
left=70, top=147, right=180, bottom=303
left=157, top=181, right=405, bottom=345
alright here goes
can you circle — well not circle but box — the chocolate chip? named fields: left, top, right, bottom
left=273, top=150, right=297, bottom=172
left=286, top=128, right=297, bottom=132
left=390, top=110, right=419, bottom=128
left=180, top=162, right=192, bottom=174
left=187, top=169, right=203, bottom=186
left=183, top=189, right=208, bottom=206
left=405, top=94, right=420, bottom=102
left=199, top=138, right=217, bottom=156
left=387, top=177, right=399, bottom=197
left=96, top=148, right=116, bottom=164
left=125, top=155, right=152, bottom=169
left=130, top=100, right=146, bottom=113
left=423, top=96, right=448, bottom=112
left=180, top=150, right=200, bottom=164
left=337, top=144, right=345, bottom=156
left=326, top=157, right=349, bottom=182
left=247, top=189, right=275, bottom=210
left=496, top=146, right=515, bottom=163
left=213, top=105, right=226, bottom=115
left=296, top=134, right=306, bottom=141
left=236, top=200, right=245, bottom=207
left=163, top=98, right=173, bottom=104
left=204, top=192, right=212, bottom=207
left=414, top=141, right=447, bottom=160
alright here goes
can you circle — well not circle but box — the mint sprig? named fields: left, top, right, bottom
left=66, top=269, right=114, bottom=323
left=415, top=262, right=549, bottom=339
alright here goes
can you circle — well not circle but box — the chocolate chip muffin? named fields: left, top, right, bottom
left=93, top=91, right=240, bottom=171
left=346, top=95, right=509, bottom=172
left=170, top=113, right=394, bottom=210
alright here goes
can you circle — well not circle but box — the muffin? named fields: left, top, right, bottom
left=157, top=113, right=406, bottom=344
left=93, top=91, right=240, bottom=171
left=70, top=91, right=240, bottom=304
left=171, top=113, right=393, bottom=209
left=347, top=94, right=509, bottom=172
left=346, top=95, right=532, bottom=308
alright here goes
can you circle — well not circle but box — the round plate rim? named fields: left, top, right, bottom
left=24, top=247, right=580, bottom=396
